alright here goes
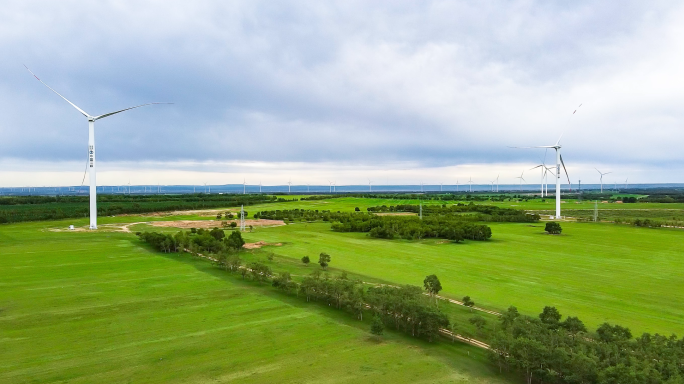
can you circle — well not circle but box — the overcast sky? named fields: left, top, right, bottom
left=1, top=0, right=683, bottom=187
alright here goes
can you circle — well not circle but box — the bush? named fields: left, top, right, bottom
left=545, top=222, right=562, bottom=234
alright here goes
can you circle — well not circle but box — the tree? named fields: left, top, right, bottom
left=216, top=213, right=222, bottom=219
left=229, top=221, right=237, bottom=228
left=301, top=255, right=310, bottom=265
left=469, top=315, right=487, bottom=331
left=318, top=252, right=331, bottom=269
left=355, top=207, right=360, bottom=212
left=209, top=227, right=225, bottom=240
left=423, top=274, right=442, bottom=301
left=545, top=221, right=562, bottom=234
left=463, top=296, right=475, bottom=311
left=501, top=305, right=520, bottom=329
left=226, top=230, right=245, bottom=250
left=370, top=315, right=384, bottom=336
left=249, top=225, right=253, bottom=232
left=561, top=316, right=587, bottom=335
left=539, top=306, right=562, bottom=328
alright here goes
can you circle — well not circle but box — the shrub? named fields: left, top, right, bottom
left=545, top=222, right=562, bottom=234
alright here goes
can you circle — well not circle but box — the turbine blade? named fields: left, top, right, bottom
left=24, top=65, right=90, bottom=118
left=93, top=102, right=173, bottom=120
left=556, top=133, right=564, bottom=146
left=560, top=154, right=571, bottom=190
left=530, top=165, right=543, bottom=170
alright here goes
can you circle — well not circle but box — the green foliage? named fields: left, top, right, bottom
left=226, top=230, right=245, bottom=250
left=0, top=193, right=277, bottom=223
left=469, top=315, right=486, bottom=331
left=370, top=316, right=384, bottom=336
left=545, top=221, right=562, bottom=234
left=301, top=255, right=310, bottom=265
left=423, top=274, right=442, bottom=297
left=318, top=252, right=331, bottom=269
left=462, top=296, right=474, bottom=308
left=488, top=307, right=684, bottom=384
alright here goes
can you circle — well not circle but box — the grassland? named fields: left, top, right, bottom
left=231, top=218, right=684, bottom=336
left=0, top=220, right=512, bottom=383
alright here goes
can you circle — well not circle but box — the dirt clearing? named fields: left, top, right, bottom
left=150, top=219, right=285, bottom=229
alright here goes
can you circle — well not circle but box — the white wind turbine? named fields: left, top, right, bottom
left=368, top=179, right=373, bottom=192
left=26, top=66, right=170, bottom=229
left=595, top=168, right=611, bottom=193
left=287, top=179, right=292, bottom=193
left=468, top=177, right=473, bottom=192
left=510, top=135, right=571, bottom=218
left=495, top=174, right=500, bottom=193
left=515, top=171, right=526, bottom=191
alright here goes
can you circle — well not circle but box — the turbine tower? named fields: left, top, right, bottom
left=595, top=168, right=611, bottom=193
left=26, top=65, right=170, bottom=229
left=468, top=177, right=473, bottom=192
left=368, top=179, right=373, bottom=192
left=510, top=135, right=570, bottom=218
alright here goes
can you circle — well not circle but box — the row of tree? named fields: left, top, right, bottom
left=366, top=203, right=540, bottom=222
left=489, top=306, right=684, bottom=384
left=333, top=214, right=493, bottom=241
left=136, top=228, right=245, bottom=254
left=0, top=194, right=278, bottom=223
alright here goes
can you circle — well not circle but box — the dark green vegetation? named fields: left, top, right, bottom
left=544, top=222, right=562, bottom=234
left=0, top=220, right=511, bottom=383
left=490, top=306, right=684, bottom=384
left=0, top=194, right=289, bottom=223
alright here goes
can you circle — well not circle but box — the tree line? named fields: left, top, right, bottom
left=367, top=202, right=540, bottom=222
left=489, top=306, right=684, bottom=384
left=254, top=208, right=493, bottom=241
left=0, top=194, right=280, bottom=224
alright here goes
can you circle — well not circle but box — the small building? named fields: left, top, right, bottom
left=69, top=225, right=75, bottom=230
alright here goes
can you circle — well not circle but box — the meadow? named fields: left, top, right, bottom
left=0, top=220, right=511, bottom=383
left=231, top=199, right=684, bottom=336
left=3, top=195, right=684, bottom=382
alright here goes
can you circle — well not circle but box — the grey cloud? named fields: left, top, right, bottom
left=1, top=0, right=683, bottom=176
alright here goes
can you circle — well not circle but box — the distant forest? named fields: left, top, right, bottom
left=0, top=194, right=295, bottom=223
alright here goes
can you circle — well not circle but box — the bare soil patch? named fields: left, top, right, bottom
left=374, top=212, right=417, bottom=216
left=150, top=219, right=285, bottom=229
left=243, top=241, right=283, bottom=249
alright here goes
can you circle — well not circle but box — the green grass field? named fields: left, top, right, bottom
left=0, top=220, right=512, bottom=383
left=236, top=220, right=684, bottom=336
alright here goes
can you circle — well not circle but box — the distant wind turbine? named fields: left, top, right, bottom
left=468, top=177, right=473, bottom=192
left=595, top=168, right=611, bottom=193
left=515, top=171, right=526, bottom=191
left=25, top=65, right=171, bottom=229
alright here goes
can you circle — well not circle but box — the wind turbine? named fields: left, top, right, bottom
left=287, top=179, right=292, bottom=193
left=595, top=168, right=611, bottom=193
left=368, top=179, right=373, bottom=192
left=456, top=179, right=459, bottom=192
left=25, top=65, right=171, bottom=229
left=515, top=171, right=526, bottom=191
left=468, top=177, right=473, bottom=192
left=243, top=179, right=246, bottom=194
left=624, top=178, right=628, bottom=190
left=510, top=135, right=570, bottom=218
left=260, top=181, right=262, bottom=193
left=328, top=180, right=333, bottom=193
